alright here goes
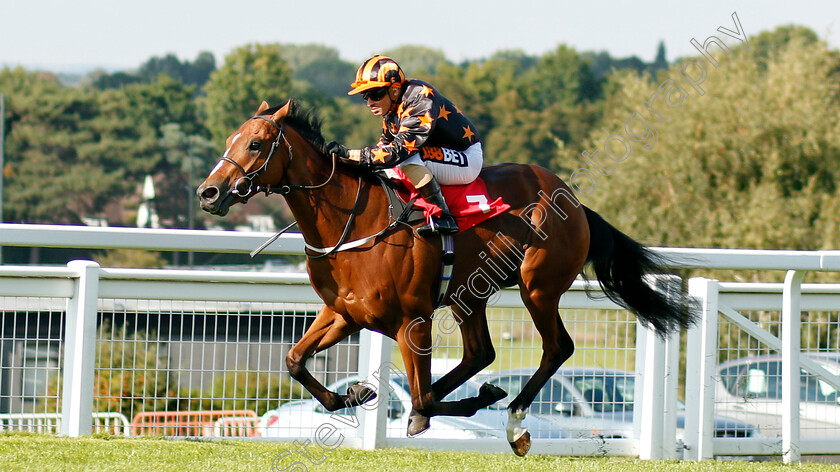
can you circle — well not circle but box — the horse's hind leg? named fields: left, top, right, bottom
left=397, top=314, right=506, bottom=433
left=505, top=250, right=579, bottom=456
left=407, top=301, right=502, bottom=436
left=286, top=306, right=368, bottom=411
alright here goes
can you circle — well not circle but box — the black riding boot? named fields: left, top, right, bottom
left=416, top=179, right=459, bottom=236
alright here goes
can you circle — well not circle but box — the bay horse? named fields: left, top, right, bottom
left=196, top=99, right=695, bottom=456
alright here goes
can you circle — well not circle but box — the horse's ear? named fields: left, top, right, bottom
left=271, top=100, right=292, bottom=122
left=255, top=101, right=270, bottom=115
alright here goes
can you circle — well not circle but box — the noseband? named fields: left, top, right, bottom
left=219, top=115, right=336, bottom=199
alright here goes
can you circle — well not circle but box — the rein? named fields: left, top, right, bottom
left=225, top=115, right=393, bottom=259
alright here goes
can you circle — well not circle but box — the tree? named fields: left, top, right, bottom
left=519, top=45, right=602, bottom=109
left=88, top=70, right=142, bottom=90
left=137, top=52, right=217, bottom=87
left=0, top=68, right=121, bottom=223
left=382, top=45, right=449, bottom=76
left=157, top=122, right=217, bottom=228
left=0, top=68, right=202, bottom=226
left=294, top=57, right=357, bottom=98
left=570, top=28, right=840, bottom=255
left=86, top=52, right=217, bottom=90
left=277, top=43, right=343, bottom=72
left=201, top=43, right=293, bottom=145
left=648, top=41, right=669, bottom=76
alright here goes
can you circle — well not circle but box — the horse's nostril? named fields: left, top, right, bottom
left=200, top=186, right=219, bottom=202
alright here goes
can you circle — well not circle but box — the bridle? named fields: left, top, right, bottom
left=219, top=115, right=336, bottom=200
left=218, top=114, right=378, bottom=259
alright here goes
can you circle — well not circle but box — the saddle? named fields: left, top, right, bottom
left=376, top=172, right=427, bottom=227
left=375, top=171, right=511, bottom=232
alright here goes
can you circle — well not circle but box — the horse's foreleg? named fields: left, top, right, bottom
left=397, top=315, right=506, bottom=437
left=407, top=302, right=502, bottom=435
left=286, top=306, right=367, bottom=411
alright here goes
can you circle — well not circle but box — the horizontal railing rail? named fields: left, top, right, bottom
left=4, top=223, right=840, bottom=271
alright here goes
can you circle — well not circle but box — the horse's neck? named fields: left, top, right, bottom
left=282, top=146, right=385, bottom=249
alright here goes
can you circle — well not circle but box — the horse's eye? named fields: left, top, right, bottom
left=249, top=141, right=261, bottom=151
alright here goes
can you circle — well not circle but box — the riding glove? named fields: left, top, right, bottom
left=326, top=141, right=348, bottom=158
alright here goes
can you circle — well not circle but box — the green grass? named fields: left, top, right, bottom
left=1, top=433, right=837, bottom=472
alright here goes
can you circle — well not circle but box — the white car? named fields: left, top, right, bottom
left=259, top=375, right=505, bottom=440
left=715, top=354, right=840, bottom=437
left=480, top=368, right=758, bottom=441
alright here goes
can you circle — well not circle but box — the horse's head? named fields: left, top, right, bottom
left=197, top=101, right=292, bottom=216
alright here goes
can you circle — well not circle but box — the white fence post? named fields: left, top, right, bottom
left=357, top=329, right=392, bottom=449
left=684, top=277, right=719, bottom=460
left=636, top=322, right=665, bottom=459
left=663, top=324, right=680, bottom=459
left=782, top=270, right=804, bottom=464
left=636, top=275, right=682, bottom=459
left=61, top=260, right=100, bottom=437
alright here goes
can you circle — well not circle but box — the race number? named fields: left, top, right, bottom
left=466, top=194, right=491, bottom=213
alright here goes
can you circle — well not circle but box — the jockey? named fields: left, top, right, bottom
left=326, top=55, right=483, bottom=236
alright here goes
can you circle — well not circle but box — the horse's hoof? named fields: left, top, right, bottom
left=509, top=430, right=531, bottom=457
left=407, top=409, right=430, bottom=437
left=480, top=383, right=507, bottom=404
left=346, top=382, right=377, bottom=406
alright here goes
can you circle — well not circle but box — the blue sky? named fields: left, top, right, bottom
left=0, top=1, right=837, bottom=72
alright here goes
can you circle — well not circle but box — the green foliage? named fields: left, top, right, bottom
left=94, top=249, right=168, bottom=268
left=3, top=29, right=838, bottom=260
left=201, top=43, right=293, bottom=145
left=136, top=52, right=216, bottom=87
left=278, top=44, right=357, bottom=98
left=156, top=122, right=217, bottom=227
left=0, top=68, right=120, bottom=223
left=520, top=44, right=602, bottom=108
left=571, top=32, right=840, bottom=255
left=0, top=69, right=204, bottom=225
left=40, top=322, right=180, bottom=420
left=40, top=322, right=304, bottom=421
left=426, top=46, right=603, bottom=171
left=185, top=371, right=305, bottom=416
left=87, top=52, right=217, bottom=90
left=382, top=45, right=449, bottom=76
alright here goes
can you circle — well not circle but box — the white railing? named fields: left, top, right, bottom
left=1, top=224, right=840, bottom=462
left=4, top=223, right=840, bottom=270
left=0, top=411, right=131, bottom=435
left=685, top=276, right=840, bottom=462
left=0, top=259, right=664, bottom=458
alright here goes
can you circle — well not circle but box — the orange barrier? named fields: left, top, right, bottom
left=130, top=410, right=257, bottom=437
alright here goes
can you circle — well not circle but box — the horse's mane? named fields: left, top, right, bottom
left=261, top=98, right=380, bottom=181
left=260, top=98, right=327, bottom=154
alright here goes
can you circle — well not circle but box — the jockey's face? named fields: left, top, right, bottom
left=365, top=86, right=397, bottom=116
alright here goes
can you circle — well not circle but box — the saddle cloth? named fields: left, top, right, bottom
left=389, top=168, right=511, bottom=232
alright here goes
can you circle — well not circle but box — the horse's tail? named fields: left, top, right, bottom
left=582, top=206, right=697, bottom=335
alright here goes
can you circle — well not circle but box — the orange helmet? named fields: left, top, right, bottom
left=348, top=56, right=405, bottom=95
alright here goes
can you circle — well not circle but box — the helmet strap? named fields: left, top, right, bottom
left=387, top=84, right=401, bottom=114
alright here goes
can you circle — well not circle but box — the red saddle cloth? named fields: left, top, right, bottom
left=391, top=168, right=511, bottom=231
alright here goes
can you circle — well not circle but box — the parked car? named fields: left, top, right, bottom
left=715, top=354, right=840, bottom=437
left=387, top=374, right=570, bottom=440
left=258, top=374, right=512, bottom=440
left=478, top=367, right=759, bottom=440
